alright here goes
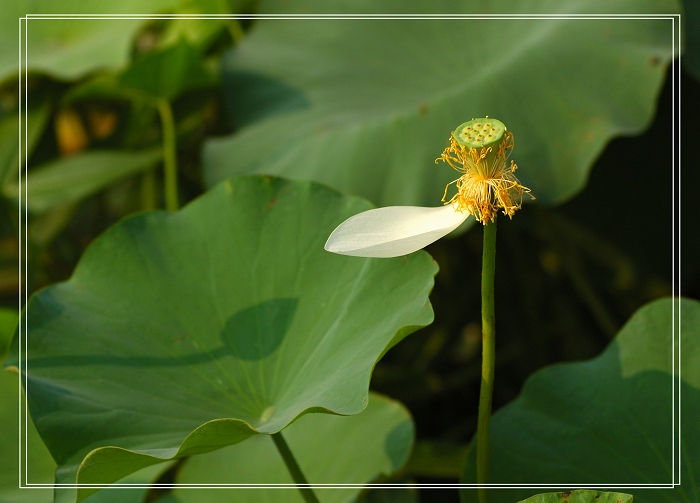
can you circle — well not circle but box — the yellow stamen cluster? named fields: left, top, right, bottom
left=435, top=132, right=533, bottom=224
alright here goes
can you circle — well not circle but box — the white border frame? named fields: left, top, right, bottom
left=16, top=11, right=682, bottom=495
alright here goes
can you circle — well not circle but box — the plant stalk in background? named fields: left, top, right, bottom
left=156, top=99, right=179, bottom=211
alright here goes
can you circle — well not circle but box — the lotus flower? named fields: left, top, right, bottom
left=325, top=118, right=533, bottom=258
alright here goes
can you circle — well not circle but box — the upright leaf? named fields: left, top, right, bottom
left=461, top=298, right=699, bottom=503
left=118, top=39, right=218, bottom=101
left=65, top=39, right=217, bottom=104
left=0, top=98, right=51, bottom=186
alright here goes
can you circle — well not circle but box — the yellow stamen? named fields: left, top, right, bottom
left=434, top=132, right=534, bottom=224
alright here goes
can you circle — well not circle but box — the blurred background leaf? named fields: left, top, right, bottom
left=65, top=39, right=218, bottom=104
left=2, top=0, right=184, bottom=82
left=0, top=96, right=52, bottom=186
left=204, top=0, right=678, bottom=208
left=1, top=5, right=240, bottom=298
left=158, top=0, right=250, bottom=49
left=7, top=147, right=162, bottom=213
left=116, top=38, right=218, bottom=101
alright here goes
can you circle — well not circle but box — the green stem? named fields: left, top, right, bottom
left=228, top=18, right=246, bottom=43
left=477, top=217, right=497, bottom=503
left=156, top=99, right=178, bottom=211
left=140, top=169, right=157, bottom=211
left=271, top=432, right=320, bottom=503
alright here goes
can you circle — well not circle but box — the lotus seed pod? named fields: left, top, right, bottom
left=452, top=117, right=507, bottom=168
left=436, top=117, right=533, bottom=224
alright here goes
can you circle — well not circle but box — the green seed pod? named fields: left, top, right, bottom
left=436, top=117, right=532, bottom=224
left=452, top=117, right=507, bottom=167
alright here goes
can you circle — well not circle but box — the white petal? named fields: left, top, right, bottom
left=324, top=204, right=470, bottom=258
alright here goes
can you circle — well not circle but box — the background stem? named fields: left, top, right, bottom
left=140, top=169, right=157, bottom=211
left=271, top=432, right=320, bottom=503
left=477, top=217, right=497, bottom=503
left=156, top=99, right=178, bottom=211
left=228, top=18, right=246, bottom=43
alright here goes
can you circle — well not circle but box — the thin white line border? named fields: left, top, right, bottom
left=17, top=12, right=682, bottom=494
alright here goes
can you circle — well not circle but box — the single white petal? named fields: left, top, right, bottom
left=324, top=204, right=470, bottom=258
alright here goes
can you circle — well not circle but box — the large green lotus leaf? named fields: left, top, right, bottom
left=204, top=0, right=678, bottom=207
left=5, top=175, right=437, bottom=503
left=461, top=298, right=699, bottom=503
left=160, top=392, right=413, bottom=503
left=3, top=0, right=184, bottom=82
left=518, top=491, right=633, bottom=503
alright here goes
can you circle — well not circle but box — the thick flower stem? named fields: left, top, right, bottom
left=156, top=99, right=178, bottom=212
left=271, top=432, right=320, bottom=503
left=477, top=217, right=497, bottom=503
